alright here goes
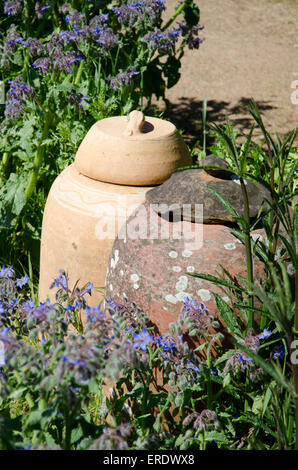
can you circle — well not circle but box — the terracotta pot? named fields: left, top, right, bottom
left=39, top=110, right=191, bottom=305
left=74, top=110, right=192, bottom=186
left=105, top=157, right=270, bottom=341
left=39, top=164, right=152, bottom=304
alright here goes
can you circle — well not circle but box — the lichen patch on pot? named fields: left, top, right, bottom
left=182, top=249, right=193, bottom=257
left=165, top=294, right=179, bottom=304
left=197, top=289, right=211, bottom=301
left=130, top=273, right=140, bottom=282
left=224, top=242, right=236, bottom=250
left=175, top=275, right=188, bottom=292
left=173, top=266, right=182, bottom=272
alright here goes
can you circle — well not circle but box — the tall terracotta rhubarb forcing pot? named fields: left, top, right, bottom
left=39, top=110, right=192, bottom=305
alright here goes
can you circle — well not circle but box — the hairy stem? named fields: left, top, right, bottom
left=25, top=111, right=52, bottom=202
left=240, top=177, right=254, bottom=330
left=74, top=60, right=84, bottom=86
left=162, top=0, right=188, bottom=31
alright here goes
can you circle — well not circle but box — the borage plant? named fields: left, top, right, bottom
left=183, top=101, right=298, bottom=449
left=1, top=264, right=295, bottom=450
left=0, top=0, right=205, bottom=272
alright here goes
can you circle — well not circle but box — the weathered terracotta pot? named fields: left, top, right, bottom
left=105, top=156, right=270, bottom=335
left=39, top=164, right=152, bottom=304
left=39, top=111, right=191, bottom=305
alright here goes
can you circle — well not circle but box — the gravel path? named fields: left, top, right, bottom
left=161, top=0, right=298, bottom=147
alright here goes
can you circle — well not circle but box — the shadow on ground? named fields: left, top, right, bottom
left=162, top=97, right=277, bottom=150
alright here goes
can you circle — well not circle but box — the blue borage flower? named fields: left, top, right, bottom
left=7, top=298, right=19, bottom=310
left=0, top=303, right=6, bottom=315
left=80, top=281, right=93, bottom=297
left=0, top=327, right=10, bottom=337
left=187, top=360, right=201, bottom=383
left=85, top=304, right=104, bottom=323
left=105, top=297, right=121, bottom=311
left=183, top=296, right=207, bottom=312
left=61, top=355, right=87, bottom=367
left=177, top=21, right=205, bottom=50
left=32, top=57, right=51, bottom=75
left=5, top=36, right=44, bottom=58
left=155, top=335, right=177, bottom=351
left=72, top=25, right=89, bottom=36
left=68, top=51, right=85, bottom=64
left=63, top=10, right=86, bottom=26
left=223, top=351, right=253, bottom=375
left=63, top=300, right=81, bottom=312
left=132, top=328, right=153, bottom=351
left=40, top=5, right=51, bottom=13
left=16, top=274, right=30, bottom=288
left=106, top=66, right=140, bottom=90
left=272, top=344, right=285, bottom=360
left=4, top=1, right=22, bottom=16
left=0, top=265, right=15, bottom=279
left=257, top=328, right=272, bottom=340
left=50, top=272, right=69, bottom=290
left=113, top=0, right=166, bottom=26
left=22, top=298, right=36, bottom=314
left=0, top=328, right=10, bottom=367
left=239, top=354, right=253, bottom=364
left=124, top=325, right=133, bottom=334
left=154, top=334, right=180, bottom=359
left=35, top=3, right=51, bottom=19
left=5, top=77, right=34, bottom=120
left=69, top=92, right=90, bottom=109
left=143, top=26, right=182, bottom=54
left=94, top=28, right=119, bottom=51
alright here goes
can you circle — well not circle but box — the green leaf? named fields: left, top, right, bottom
left=183, top=2, right=200, bottom=27
left=44, top=432, right=59, bottom=448
left=206, top=185, right=242, bottom=222
left=88, top=377, right=100, bottom=395
left=71, top=425, right=84, bottom=445
left=204, top=430, right=230, bottom=445
left=194, top=342, right=207, bottom=352
left=0, top=172, right=27, bottom=225
left=214, top=293, right=243, bottom=338
left=278, top=234, right=297, bottom=268
left=252, top=394, right=264, bottom=414
left=214, top=349, right=235, bottom=366
left=222, top=373, right=231, bottom=388
left=188, top=272, right=245, bottom=293
left=284, top=158, right=298, bottom=190
left=24, top=410, right=42, bottom=429
left=9, top=387, right=27, bottom=399
left=262, top=383, right=273, bottom=418
left=143, top=60, right=165, bottom=100
left=163, top=56, right=181, bottom=89
left=153, top=414, right=161, bottom=433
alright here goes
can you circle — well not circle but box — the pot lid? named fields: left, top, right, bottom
left=85, top=109, right=178, bottom=140
left=74, top=110, right=189, bottom=183
left=146, top=155, right=270, bottom=223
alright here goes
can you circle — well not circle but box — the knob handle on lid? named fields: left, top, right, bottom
left=122, top=110, right=145, bottom=137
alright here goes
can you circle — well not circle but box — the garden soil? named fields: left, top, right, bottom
left=159, top=0, right=298, bottom=148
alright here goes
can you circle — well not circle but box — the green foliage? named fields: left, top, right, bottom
left=0, top=0, right=204, bottom=274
